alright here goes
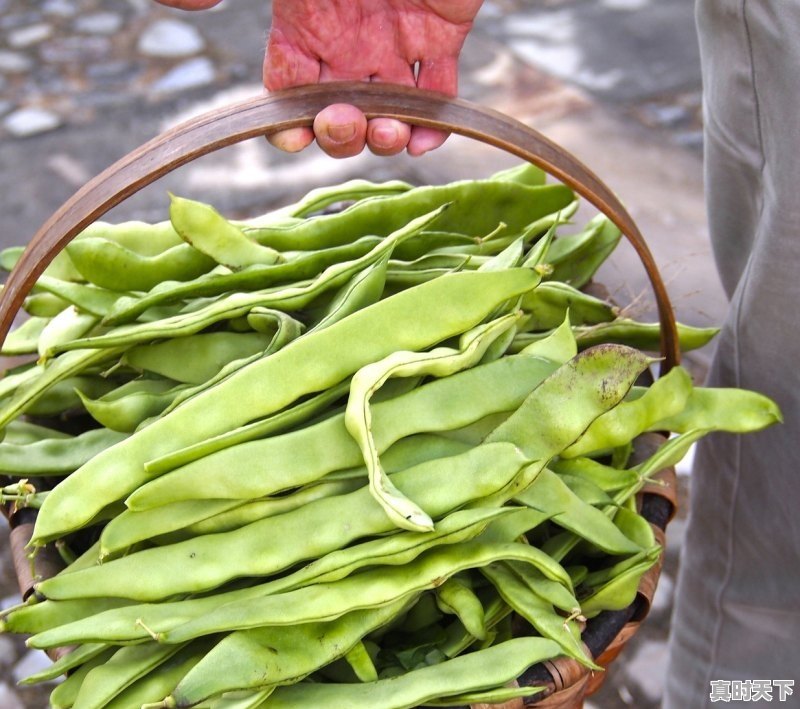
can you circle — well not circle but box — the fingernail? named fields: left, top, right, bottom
left=327, top=122, right=357, bottom=143
left=372, top=125, right=398, bottom=148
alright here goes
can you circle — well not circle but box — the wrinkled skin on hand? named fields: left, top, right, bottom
left=156, top=0, right=483, bottom=157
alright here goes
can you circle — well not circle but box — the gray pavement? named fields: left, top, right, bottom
left=0, top=0, right=723, bottom=706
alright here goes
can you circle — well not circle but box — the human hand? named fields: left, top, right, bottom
left=155, top=0, right=483, bottom=158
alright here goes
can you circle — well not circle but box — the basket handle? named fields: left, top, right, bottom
left=0, top=82, right=679, bottom=371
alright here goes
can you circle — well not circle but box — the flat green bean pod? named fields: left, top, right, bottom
left=561, top=365, right=693, bottom=458
left=79, top=378, right=187, bottom=432
left=520, top=281, right=617, bottom=331
left=23, top=292, right=70, bottom=317
left=176, top=436, right=469, bottom=540
left=257, top=637, right=558, bottom=709
left=29, top=509, right=515, bottom=648
left=20, top=642, right=109, bottom=685
left=550, top=456, right=639, bottom=492
left=0, top=346, right=126, bottom=429
left=36, top=443, right=529, bottom=602
left=33, top=266, right=540, bottom=544
left=3, top=243, right=83, bottom=281
left=579, top=547, right=661, bottom=618
left=422, top=684, right=544, bottom=706
left=74, top=219, right=185, bottom=255
left=105, top=236, right=383, bottom=324
left=99, top=498, right=245, bottom=557
left=48, top=647, right=117, bottom=709
left=282, top=178, right=412, bottom=217
left=486, top=344, right=651, bottom=459
left=165, top=600, right=410, bottom=707
left=66, top=237, right=215, bottom=291
left=545, top=214, right=621, bottom=288
left=573, top=319, right=717, bottom=352
left=0, top=419, right=71, bottom=445
left=648, top=386, right=783, bottom=433
left=0, top=594, right=131, bottom=636
left=170, top=195, right=283, bottom=269
left=104, top=641, right=214, bottom=709
left=516, top=469, right=642, bottom=556
left=161, top=539, right=571, bottom=643
left=37, top=305, right=99, bottom=360
left=33, top=275, right=125, bottom=317
left=308, top=250, right=390, bottom=331
left=434, top=577, right=486, bottom=641
left=123, top=332, right=276, bottom=385
left=0, top=364, right=40, bottom=402
left=104, top=202, right=443, bottom=329
left=344, top=640, right=379, bottom=682
left=481, top=562, right=593, bottom=667
left=0, top=315, right=49, bottom=355
left=72, top=641, right=188, bottom=709
left=146, top=379, right=350, bottom=475
left=64, top=206, right=446, bottom=348
left=245, top=181, right=574, bottom=251
left=128, top=352, right=557, bottom=509
left=0, top=427, right=127, bottom=475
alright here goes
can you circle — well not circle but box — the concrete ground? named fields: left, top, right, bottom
left=0, top=0, right=726, bottom=706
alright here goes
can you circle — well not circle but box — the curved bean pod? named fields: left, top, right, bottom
left=345, top=312, right=522, bottom=531
left=435, top=577, right=486, bottom=641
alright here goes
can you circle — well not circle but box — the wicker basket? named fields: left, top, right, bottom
left=0, top=83, right=682, bottom=709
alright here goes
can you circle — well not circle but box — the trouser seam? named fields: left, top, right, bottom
left=703, top=0, right=767, bottom=694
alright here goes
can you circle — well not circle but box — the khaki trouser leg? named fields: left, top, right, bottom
left=663, top=2, right=800, bottom=707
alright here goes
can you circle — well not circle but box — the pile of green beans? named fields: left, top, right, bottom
left=0, top=165, right=781, bottom=709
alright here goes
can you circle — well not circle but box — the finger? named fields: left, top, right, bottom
left=408, top=56, right=459, bottom=156
left=267, top=127, right=316, bottom=153
left=313, top=104, right=368, bottom=159
left=367, top=118, right=411, bottom=156
left=364, top=60, right=415, bottom=156
left=263, top=28, right=321, bottom=152
left=263, top=28, right=321, bottom=91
